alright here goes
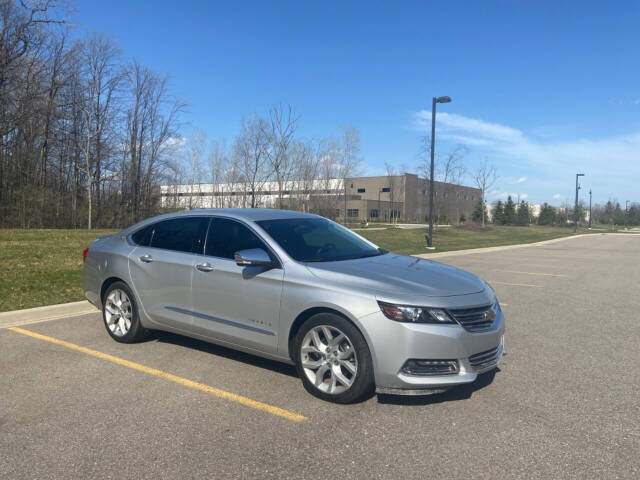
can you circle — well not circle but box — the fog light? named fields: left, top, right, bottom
left=401, top=359, right=459, bottom=376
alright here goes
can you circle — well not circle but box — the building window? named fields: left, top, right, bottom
left=422, top=189, right=427, bottom=195
left=472, top=195, right=475, bottom=201
left=370, top=209, right=379, bottom=219
left=464, top=195, right=468, bottom=200
left=357, top=188, right=366, bottom=193
left=456, top=193, right=460, bottom=199
left=350, top=183, right=353, bottom=188
left=263, top=191, right=271, bottom=195
left=443, top=192, right=447, bottom=198
left=381, top=187, right=390, bottom=193
left=347, top=209, right=359, bottom=217
left=386, top=210, right=400, bottom=220
left=283, top=190, right=291, bottom=195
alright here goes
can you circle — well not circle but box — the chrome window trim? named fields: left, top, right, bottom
left=201, top=215, right=283, bottom=268
left=127, top=216, right=210, bottom=255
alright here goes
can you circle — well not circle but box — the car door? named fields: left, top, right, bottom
left=128, top=216, right=209, bottom=331
left=190, top=217, right=283, bottom=353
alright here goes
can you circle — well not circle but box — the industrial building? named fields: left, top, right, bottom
left=161, top=173, right=481, bottom=224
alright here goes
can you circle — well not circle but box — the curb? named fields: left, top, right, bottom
left=0, top=300, right=98, bottom=329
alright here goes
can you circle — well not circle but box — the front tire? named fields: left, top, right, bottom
left=102, top=281, right=148, bottom=343
left=293, top=313, right=374, bottom=404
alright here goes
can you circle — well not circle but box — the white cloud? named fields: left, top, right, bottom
left=496, top=192, right=528, bottom=201
left=411, top=111, right=640, bottom=203
left=552, top=194, right=563, bottom=200
left=510, top=176, right=527, bottom=184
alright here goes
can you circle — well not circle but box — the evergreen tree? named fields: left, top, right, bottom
left=493, top=200, right=504, bottom=225
left=517, top=200, right=530, bottom=225
left=538, top=203, right=556, bottom=225
left=471, top=199, right=485, bottom=222
left=503, top=196, right=516, bottom=225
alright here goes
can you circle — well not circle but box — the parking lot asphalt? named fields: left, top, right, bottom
left=1, top=234, right=639, bottom=479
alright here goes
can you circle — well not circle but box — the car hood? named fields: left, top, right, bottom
left=305, top=253, right=486, bottom=298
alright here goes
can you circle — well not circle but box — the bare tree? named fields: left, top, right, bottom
left=234, top=115, right=271, bottom=208
left=208, top=139, right=228, bottom=208
left=384, top=162, right=397, bottom=224
left=419, top=134, right=467, bottom=224
left=339, top=126, right=362, bottom=222
left=473, top=158, right=498, bottom=226
left=78, top=33, right=124, bottom=228
left=266, top=103, right=299, bottom=209
left=290, top=138, right=318, bottom=212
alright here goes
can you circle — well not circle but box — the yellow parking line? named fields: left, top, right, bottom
left=8, top=326, right=307, bottom=423
left=492, top=269, right=567, bottom=277
left=489, top=281, right=542, bottom=288
left=499, top=303, right=508, bottom=307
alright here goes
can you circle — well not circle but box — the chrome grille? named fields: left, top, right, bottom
left=468, top=343, right=503, bottom=371
left=448, top=304, right=496, bottom=332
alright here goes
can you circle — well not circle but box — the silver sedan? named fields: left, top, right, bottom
left=83, top=209, right=504, bottom=403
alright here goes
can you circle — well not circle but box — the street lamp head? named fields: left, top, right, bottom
left=436, top=96, right=452, bottom=104
left=577, top=173, right=584, bottom=177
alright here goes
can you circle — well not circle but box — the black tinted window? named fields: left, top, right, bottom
left=131, top=225, right=153, bottom=246
left=149, top=217, right=208, bottom=253
left=205, top=218, right=267, bottom=259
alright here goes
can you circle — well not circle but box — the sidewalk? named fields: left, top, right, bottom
left=414, top=232, right=636, bottom=259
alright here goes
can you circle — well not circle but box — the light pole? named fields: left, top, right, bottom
left=626, top=200, right=630, bottom=229
left=427, top=95, right=452, bottom=248
left=574, top=173, right=584, bottom=233
left=589, top=189, right=591, bottom=230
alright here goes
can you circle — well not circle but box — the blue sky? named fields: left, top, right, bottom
left=72, top=0, right=640, bottom=205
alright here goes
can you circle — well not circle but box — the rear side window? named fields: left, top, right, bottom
left=131, top=225, right=153, bottom=246
left=205, top=218, right=267, bottom=259
left=147, top=217, right=208, bottom=253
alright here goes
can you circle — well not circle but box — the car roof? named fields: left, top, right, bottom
left=180, top=208, right=319, bottom=221
left=122, top=208, right=321, bottom=234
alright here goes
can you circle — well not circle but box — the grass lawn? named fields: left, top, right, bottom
left=0, top=224, right=592, bottom=312
left=0, top=229, right=117, bottom=312
left=360, top=224, right=586, bottom=255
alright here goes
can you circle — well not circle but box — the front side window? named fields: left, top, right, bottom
left=257, top=217, right=383, bottom=263
left=148, top=217, right=208, bottom=253
left=205, top=217, right=267, bottom=260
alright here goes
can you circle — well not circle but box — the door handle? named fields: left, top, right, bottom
left=139, top=254, right=153, bottom=263
left=195, top=263, right=215, bottom=272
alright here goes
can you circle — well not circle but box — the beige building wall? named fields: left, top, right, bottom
left=345, top=173, right=480, bottom=223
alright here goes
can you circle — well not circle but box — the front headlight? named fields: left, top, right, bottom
left=377, top=301, right=456, bottom=324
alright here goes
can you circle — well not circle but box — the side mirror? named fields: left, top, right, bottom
left=234, top=248, right=273, bottom=267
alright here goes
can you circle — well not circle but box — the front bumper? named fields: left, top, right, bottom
left=358, top=309, right=505, bottom=394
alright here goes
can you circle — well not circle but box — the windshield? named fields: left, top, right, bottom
left=256, top=217, right=384, bottom=262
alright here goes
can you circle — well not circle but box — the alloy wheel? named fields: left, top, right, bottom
left=104, top=288, right=133, bottom=337
left=300, top=325, right=358, bottom=394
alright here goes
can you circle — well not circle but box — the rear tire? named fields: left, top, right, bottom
left=102, top=281, right=148, bottom=343
left=293, top=313, right=374, bottom=404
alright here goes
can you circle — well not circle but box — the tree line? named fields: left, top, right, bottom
left=0, top=1, right=365, bottom=229
left=162, top=106, right=363, bottom=221
left=0, top=0, right=184, bottom=229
